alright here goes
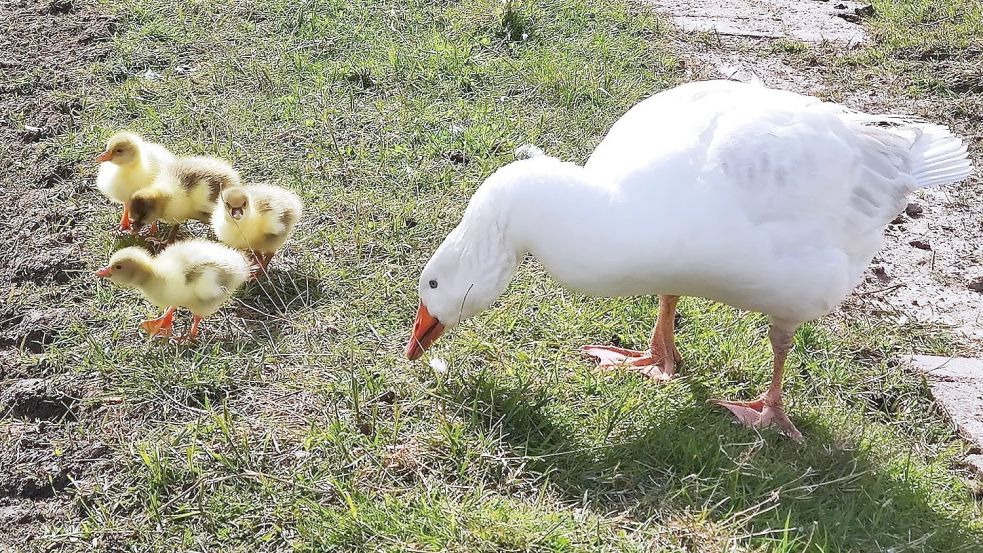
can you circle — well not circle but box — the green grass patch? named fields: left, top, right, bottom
left=836, top=0, right=983, bottom=97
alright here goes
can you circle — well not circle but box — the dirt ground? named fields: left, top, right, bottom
left=649, top=0, right=870, bottom=44
left=0, top=0, right=120, bottom=545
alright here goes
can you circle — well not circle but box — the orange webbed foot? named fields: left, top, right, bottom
left=117, top=204, right=132, bottom=233
left=140, top=307, right=176, bottom=339
left=580, top=345, right=676, bottom=382
left=711, top=396, right=803, bottom=441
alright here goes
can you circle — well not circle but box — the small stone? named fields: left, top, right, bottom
left=372, top=390, right=396, bottom=404
left=871, top=265, right=891, bottom=282
left=48, top=0, right=75, bottom=14
left=905, top=203, right=924, bottom=217
left=855, top=5, right=875, bottom=18
left=446, top=150, right=469, bottom=165
left=907, top=355, right=983, bottom=469
left=909, top=240, right=932, bottom=250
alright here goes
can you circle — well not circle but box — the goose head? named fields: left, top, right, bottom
left=406, top=224, right=520, bottom=359
left=404, top=164, right=546, bottom=360
left=221, top=187, right=250, bottom=220
left=94, top=246, right=155, bottom=288
left=96, top=132, right=143, bottom=166
left=128, top=188, right=167, bottom=230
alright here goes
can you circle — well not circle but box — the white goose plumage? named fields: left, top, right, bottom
left=406, top=80, right=974, bottom=439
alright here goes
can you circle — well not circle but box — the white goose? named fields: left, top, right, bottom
left=405, top=80, right=974, bottom=439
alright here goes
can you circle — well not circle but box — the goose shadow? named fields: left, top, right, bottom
left=440, top=371, right=983, bottom=551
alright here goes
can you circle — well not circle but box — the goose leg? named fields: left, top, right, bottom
left=165, top=223, right=180, bottom=244
left=118, top=203, right=131, bottom=232
left=248, top=251, right=275, bottom=279
left=140, top=307, right=176, bottom=338
left=134, top=221, right=159, bottom=240
left=174, top=315, right=202, bottom=344
left=581, top=295, right=681, bottom=382
left=259, top=251, right=274, bottom=270
left=247, top=251, right=264, bottom=280
left=144, top=222, right=175, bottom=246
left=711, top=325, right=802, bottom=441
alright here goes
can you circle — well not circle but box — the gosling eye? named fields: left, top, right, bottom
left=114, top=264, right=123, bottom=270
left=429, top=279, right=438, bottom=289
left=115, top=147, right=124, bottom=153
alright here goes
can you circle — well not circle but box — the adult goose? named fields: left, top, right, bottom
left=404, top=80, right=973, bottom=439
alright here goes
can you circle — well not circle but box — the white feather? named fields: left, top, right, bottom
left=418, top=80, right=974, bottom=330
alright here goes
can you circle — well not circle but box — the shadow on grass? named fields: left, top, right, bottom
left=243, top=269, right=325, bottom=311
left=111, top=270, right=326, bottom=410
left=443, top=372, right=983, bottom=551
left=231, top=271, right=326, bottom=343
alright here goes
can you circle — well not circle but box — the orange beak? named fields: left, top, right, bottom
left=96, top=150, right=113, bottom=162
left=94, top=265, right=112, bottom=278
left=405, top=301, right=445, bottom=360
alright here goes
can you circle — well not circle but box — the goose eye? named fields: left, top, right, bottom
left=429, top=279, right=438, bottom=289
left=114, top=264, right=123, bottom=270
left=115, top=148, right=124, bottom=153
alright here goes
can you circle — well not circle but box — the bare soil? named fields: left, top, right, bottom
left=0, top=0, right=119, bottom=545
left=649, top=0, right=870, bottom=45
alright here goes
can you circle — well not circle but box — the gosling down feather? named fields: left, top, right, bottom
left=95, top=239, right=251, bottom=341
left=95, top=132, right=175, bottom=232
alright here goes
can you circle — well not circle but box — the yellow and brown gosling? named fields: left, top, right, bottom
left=211, top=184, right=303, bottom=275
left=128, top=156, right=240, bottom=242
left=94, top=239, right=251, bottom=342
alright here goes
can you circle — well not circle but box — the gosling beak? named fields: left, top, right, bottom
left=230, top=207, right=244, bottom=220
left=95, top=151, right=113, bottom=163
left=94, top=266, right=112, bottom=278
left=405, top=301, right=445, bottom=360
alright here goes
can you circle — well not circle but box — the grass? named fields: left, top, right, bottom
left=11, top=0, right=983, bottom=550
left=836, top=0, right=982, bottom=98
